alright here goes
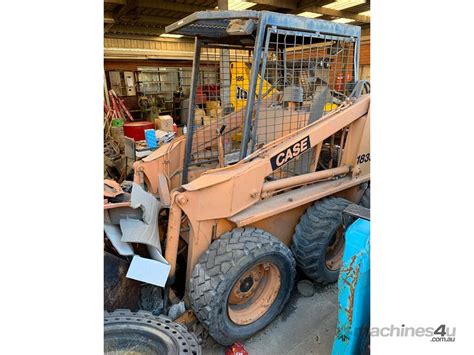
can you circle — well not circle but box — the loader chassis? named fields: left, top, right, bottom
left=112, top=10, right=370, bottom=346
left=165, top=95, right=370, bottom=283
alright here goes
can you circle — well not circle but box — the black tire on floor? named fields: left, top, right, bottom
left=360, top=186, right=370, bottom=208
left=188, top=227, right=296, bottom=346
left=291, top=197, right=351, bottom=284
left=104, top=309, right=201, bottom=355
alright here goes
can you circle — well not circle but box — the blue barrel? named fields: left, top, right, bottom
left=332, top=218, right=370, bottom=355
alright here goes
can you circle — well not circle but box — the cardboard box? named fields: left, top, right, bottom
left=157, top=115, right=174, bottom=132
left=205, top=101, right=223, bottom=118
left=206, top=100, right=220, bottom=111
left=194, top=109, right=206, bottom=126
left=209, top=107, right=223, bottom=118
left=154, top=118, right=160, bottom=130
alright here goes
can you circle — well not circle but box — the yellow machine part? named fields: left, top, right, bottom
left=230, top=62, right=275, bottom=111
left=324, top=103, right=338, bottom=112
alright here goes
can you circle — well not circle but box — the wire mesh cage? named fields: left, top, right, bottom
left=188, top=44, right=255, bottom=168
left=168, top=11, right=361, bottom=182
left=254, top=28, right=357, bottom=178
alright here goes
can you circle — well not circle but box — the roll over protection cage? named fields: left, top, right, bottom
left=165, top=10, right=361, bottom=183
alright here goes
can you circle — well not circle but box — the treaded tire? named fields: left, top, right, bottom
left=292, top=197, right=350, bottom=284
left=104, top=309, right=201, bottom=355
left=188, top=227, right=296, bottom=346
left=360, top=186, right=370, bottom=208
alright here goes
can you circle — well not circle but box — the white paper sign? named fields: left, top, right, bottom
left=126, top=255, right=170, bottom=287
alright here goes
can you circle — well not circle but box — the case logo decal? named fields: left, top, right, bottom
left=270, top=136, right=311, bottom=170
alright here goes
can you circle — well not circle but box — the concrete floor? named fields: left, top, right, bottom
left=202, top=282, right=339, bottom=355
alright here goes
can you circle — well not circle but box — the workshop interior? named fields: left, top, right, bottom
left=103, top=1, right=371, bottom=354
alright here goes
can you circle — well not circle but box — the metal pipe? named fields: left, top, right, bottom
left=329, top=134, right=335, bottom=168
left=104, top=72, right=110, bottom=107
left=338, top=128, right=347, bottom=166
left=250, top=25, right=272, bottom=153
left=261, top=166, right=351, bottom=194
left=165, top=197, right=183, bottom=279
left=239, top=14, right=267, bottom=160
left=353, top=36, right=360, bottom=83
left=217, top=130, right=225, bottom=168
left=182, top=37, right=202, bottom=184
left=187, top=157, right=219, bottom=166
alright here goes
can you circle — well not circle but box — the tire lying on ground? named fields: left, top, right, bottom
left=104, top=309, right=201, bottom=355
left=292, top=197, right=351, bottom=284
left=188, top=227, right=296, bottom=346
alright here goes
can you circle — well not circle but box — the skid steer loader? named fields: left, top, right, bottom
left=104, top=10, right=370, bottom=346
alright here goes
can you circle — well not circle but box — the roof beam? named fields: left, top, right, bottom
left=105, top=0, right=137, bottom=33
left=105, top=33, right=194, bottom=42
left=217, top=0, right=228, bottom=11
left=104, top=0, right=126, bottom=4
left=114, top=0, right=136, bottom=21
left=250, top=0, right=297, bottom=9
left=135, top=0, right=210, bottom=13
left=299, top=6, right=370, bottom=23
left=116, top=14, right=176, bottom=25
left=105, top=12, right=177, bottom=26
left=104, top=23, right=115, bottom=33
left=296, top=0, right=335, bottom=8
left=104, top=12, right=115, bottom=24
left=108, top=24, right=165, bottom=36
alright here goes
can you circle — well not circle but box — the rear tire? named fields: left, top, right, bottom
left=360, top=186, right=370, bottom=208
left=188, top=227, right=296, bottom=346
left=104, top=309, right=201, bottom=355
left=291, top=197, right=350, bottom=284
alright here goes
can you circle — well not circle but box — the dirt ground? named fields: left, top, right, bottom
left=201, top=281, right=339, bottom=355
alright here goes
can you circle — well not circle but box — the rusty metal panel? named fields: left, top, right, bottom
left=333, top=218, right=370, bottom=353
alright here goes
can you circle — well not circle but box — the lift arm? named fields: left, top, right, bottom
left=174, top=94, right=370, bottom=223
left=166, top=94, right=370, bottom=281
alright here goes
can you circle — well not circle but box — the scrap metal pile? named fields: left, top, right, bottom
left=103, top=90, right=132, bottom=180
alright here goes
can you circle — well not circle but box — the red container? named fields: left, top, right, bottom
left=225, top=343, right=248, bottom=355
left=335, top=73, right=345, bottom=91
left=123, top=121, right=154, bottom=141
left=195, top=87, right=206, bottom=105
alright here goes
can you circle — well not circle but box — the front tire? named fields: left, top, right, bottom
left=188, top=227, right=296, bottom=346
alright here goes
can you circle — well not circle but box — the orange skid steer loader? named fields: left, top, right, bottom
left=104, top=10, right=370, bottom=346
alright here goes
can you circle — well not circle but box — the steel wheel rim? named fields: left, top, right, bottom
left=104, top=328, right=173, bottom=355
left=227, top=262, right=281, bottom=325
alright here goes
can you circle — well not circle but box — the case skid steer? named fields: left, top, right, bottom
left=104, top=10, right=370, bottom=346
